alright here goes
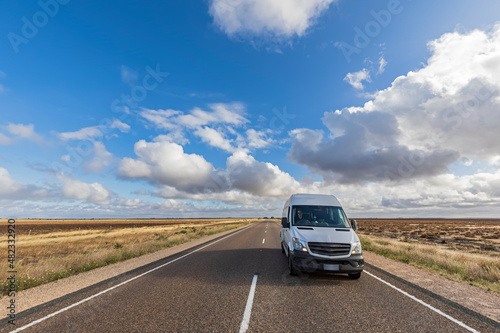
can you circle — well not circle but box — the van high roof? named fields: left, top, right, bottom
left=289, top=193, right=341, bottom=207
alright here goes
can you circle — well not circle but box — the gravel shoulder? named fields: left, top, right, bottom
left=3, top=227, right=499, bottom=324
left=363, top=251, right=500, bottom=323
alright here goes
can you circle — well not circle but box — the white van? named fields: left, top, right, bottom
left=280, top=193, right=364, bottom=279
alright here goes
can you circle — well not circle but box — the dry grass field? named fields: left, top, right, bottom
left=0, top=218, right=256, bottom=296
left=2, top=218, right=498, bottom=295
left=356, top=219, right=500, bottom=293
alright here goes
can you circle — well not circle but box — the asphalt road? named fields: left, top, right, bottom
left=3, top=221, right=499, bottom=333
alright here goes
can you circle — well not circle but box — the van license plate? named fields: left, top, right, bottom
left=324, top=264, right=339, bottom=271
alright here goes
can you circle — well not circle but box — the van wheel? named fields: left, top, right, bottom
left=289, top=255, right=297, bottom=276
left=281, top=242, right=285, bottom=254
left=348, top=272, right=361, bottom=279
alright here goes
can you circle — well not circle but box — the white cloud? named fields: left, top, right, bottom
left=153, top=186, right=265, bottom=205
left=194, top=126, right=236, bottom=152
left=142, top=103, right=248, bottom=129
left=378, top=56, right=387, bottom=74
left=246, top=129, right=274, bottom=149
left=59, top=174, right=112, bottom=204
left=344, top=68, right=371, bottom=90
left=209, top=0, right=335, bottom=39
left=0, top=132, right=11, bottom=145
left=0, top=167, right=23, bottom=196
left=226, top=151, right=300, bottom=198
left=140, top=103, right=259, bottom=150
left=118, top=138, right=306, bottom=201
left=7, top=123, right=43, bottom=142
left=119, top=140, right=215, bottom=191
left=110, top=119, right=131, bottom=132
left=0, top=167, right=54, bottom=201
left=83, top=142, right=115, bottom=173
left=290, top=24, right=500, bottom=184
left=140, top=108, right=182, bottom=130
left=59, top=125, right=104, bottom=141
left=58, top=119, right=130, bottom=141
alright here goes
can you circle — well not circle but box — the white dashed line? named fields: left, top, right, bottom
left=262, top=238, right=265, bottom=244
left=365, top=271, right=479, bottom=333
left=239, top=274, right=259, bottom=333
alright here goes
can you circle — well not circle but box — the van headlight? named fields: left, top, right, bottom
left=293, top=238, right=308, bottom=252
left=351, top=241, right=362, bottom=255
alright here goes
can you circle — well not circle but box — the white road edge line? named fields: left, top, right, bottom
left=364, top=271, right=479, bottom=333
left=239, top=274, right=258, bottom=333
left=10, top=224, right=256, bottom=333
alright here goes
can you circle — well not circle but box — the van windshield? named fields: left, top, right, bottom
left=292, top=205, right=351, bottom=228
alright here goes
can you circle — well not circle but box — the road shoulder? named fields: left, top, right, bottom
left=363, top=251, right=500, bottom=323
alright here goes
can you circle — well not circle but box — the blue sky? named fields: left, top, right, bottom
left=1, top=0, right=500, bottom=218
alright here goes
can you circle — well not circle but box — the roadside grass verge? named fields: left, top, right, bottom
left=359, top=235, right=500, bottom=293
left=0, top=220, right=254, bottom=296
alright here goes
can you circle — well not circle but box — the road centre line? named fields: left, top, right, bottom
left=364, top=271, right=479, bottom=333
left=10, top=224, right=256, bottom=333
left=262, top=238, right=265, bottom=244
left=239, top=274, right=259, bottom=333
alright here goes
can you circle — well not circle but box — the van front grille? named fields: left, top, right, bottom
left=308, top=242, right=351, bottom=256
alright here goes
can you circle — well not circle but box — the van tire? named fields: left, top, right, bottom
left=281, top=242, right=285, bottom=253
left=289, top=255, right=297, bottom=276
left=348, top=272, right=361, bottom=279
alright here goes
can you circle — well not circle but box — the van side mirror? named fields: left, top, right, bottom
left=281, top=217, right=290, bottom=228
left=350, top=219, right=358, bottom=231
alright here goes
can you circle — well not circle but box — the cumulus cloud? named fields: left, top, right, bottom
left=83, top=142, right=115, bottom=173
left=209, top=0, right=335, bottom=39
left=118, top=137, right=305, bottom=202
left=7, top=123, right=43, bottom=142
left=0, top=167, right=24, bottom=196
left=344, top=68, right=371, bottom=90
left=59, top=174, right=112, bottom=204
left=118, top=140, right=215, bottom=192
left=152, top=186, right=265, bottom=205
left=290, top=24, right=500, bottom=184
left=226, top=151, right=300, bottom=197
left=0, top=167, right=54, bottom=201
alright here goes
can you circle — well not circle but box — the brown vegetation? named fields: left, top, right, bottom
left=0, top=218, right=255, bottom=295
left=356, top=219, right=500, bottom=293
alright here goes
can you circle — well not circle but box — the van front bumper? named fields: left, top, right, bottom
left=291, top=250, right=364, bottom=274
